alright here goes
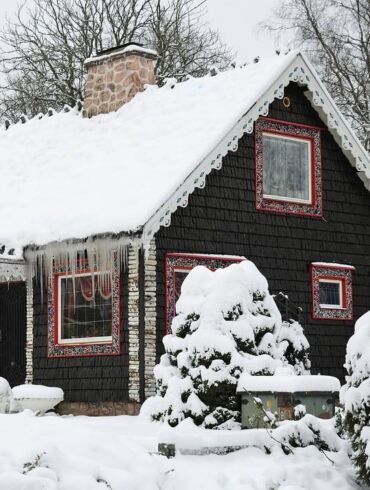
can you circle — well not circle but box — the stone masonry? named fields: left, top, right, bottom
left=144, top=239, right=157, bottom=398
left=25, top=279, right=34, bottom=383
left=83, top=45, right=157, bottom=118
left=128, top=243, right=140, bottom=402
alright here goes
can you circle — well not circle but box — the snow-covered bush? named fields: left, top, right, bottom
left=342, top=311, right=370, bottom=485
left=142, top=260, right=310, bottom=428
left=273, top=414, right=343, bottom=454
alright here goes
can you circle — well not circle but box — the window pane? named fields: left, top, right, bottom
left=60, top=275, right=112, bottom=340
left=174, top=270, right=190, bottom=303
left=263, top=134, right=310, bottom=201
left=319, top=282, right=341, bottom=306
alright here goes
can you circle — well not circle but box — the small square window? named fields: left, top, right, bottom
left=318, top=279, right=343, bottom=308
left=255, top=118, right=323, bottom=217
left=48, top=256, right=121, bottom=358
left=311, top=263, right=354, bottom=320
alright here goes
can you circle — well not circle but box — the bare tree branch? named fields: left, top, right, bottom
left=262, top=0, right=370, bottom=150
left=0, top=0, right=234, bottom=121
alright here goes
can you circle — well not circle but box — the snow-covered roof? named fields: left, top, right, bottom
left=237, top=373, right=340, bottom=393
left=1, top=51, right=369, bottom=256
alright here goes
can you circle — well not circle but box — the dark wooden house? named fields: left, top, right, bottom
left=0, top=45, right=369, bottom=415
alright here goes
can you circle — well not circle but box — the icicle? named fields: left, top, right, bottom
left=24, top=234, right=138, bottom=304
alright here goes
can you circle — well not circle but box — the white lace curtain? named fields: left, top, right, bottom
left=263, top=134, right=310, bottom=201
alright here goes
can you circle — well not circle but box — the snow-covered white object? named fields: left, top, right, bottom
left=142, top=260, right=310, bottom=428
left=0, top=378, right=20, bottom=413
left=237, top=373, right=340, bottom=393
left=13, top=385, right=64, bottom=414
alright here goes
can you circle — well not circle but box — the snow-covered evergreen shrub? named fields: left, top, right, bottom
left=142, top=260, right=310, bottom=428
left=342, top=311, right=370, bottom=485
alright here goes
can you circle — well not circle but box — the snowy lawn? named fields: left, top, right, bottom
left=0, top=411, right=360, bottom=490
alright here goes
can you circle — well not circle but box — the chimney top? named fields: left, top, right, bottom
left=85, top=43, right=158, bottom=67
left=96, top=42, right=144, bottom=57
left=83, top=44, right=158, bottom=118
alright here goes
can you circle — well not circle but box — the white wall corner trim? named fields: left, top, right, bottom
left=144, top=239, right=157, bottom=398
left=128, top=242, right=140, bottom=402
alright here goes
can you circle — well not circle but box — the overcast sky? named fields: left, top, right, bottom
left=0, top=0, right=280, bottom=61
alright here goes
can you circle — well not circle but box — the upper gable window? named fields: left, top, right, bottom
left=255, top=118, right=323, bottom=217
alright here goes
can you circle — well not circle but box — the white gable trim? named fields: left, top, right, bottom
left=142, top=53, right=370, bottom=244
left=0, top=259, right=26, bottom=282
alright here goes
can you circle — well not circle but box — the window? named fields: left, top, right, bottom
left=165, top=253, right=244, bottom=333
left=318, top=279, right=343, bottom=308
left=48, top=257, right=120, bottom=358
left=255, top=118, right=323, bottom=217
left=58, top=273, right=113, bottom=344
left=311, top=263, right=354, bottom=320
left=263, top=134, right=311, bottom=203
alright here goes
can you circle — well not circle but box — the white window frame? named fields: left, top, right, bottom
left=318, top=278, right=344, bottom=309
left=57, top=271, right=113, bottom=345
left=262, top=132, right=312, bottom=205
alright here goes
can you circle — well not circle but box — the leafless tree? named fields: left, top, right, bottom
left=144, top=0, right=231, bottom=80
left=0, top=0, right=233, bottom=121
left=263, top=0, right=370, bottom=150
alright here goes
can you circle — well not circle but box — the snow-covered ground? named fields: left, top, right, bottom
left=0, top=411, right=359, bottom=490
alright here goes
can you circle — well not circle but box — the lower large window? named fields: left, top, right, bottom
left=48, top=257, right=120, bottom=358
left=311, top=263, right=354, bottom=320
left=58, top=273, right=113, bottom=344
left=165, top=253, right=244, bottom=333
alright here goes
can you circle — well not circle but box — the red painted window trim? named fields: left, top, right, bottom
left=47, top=257, right=121, bottom=358
left=255, top=117, right=323, bottom=217
left=165, top=253, right=244, bottom=334
left=310, top=263, right=354, bottom=321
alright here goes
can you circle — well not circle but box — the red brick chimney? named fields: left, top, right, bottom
left=83, top=43, right=158, bottom=118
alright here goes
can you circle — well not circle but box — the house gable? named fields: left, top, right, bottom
left=155, top=82, right=370, bottom=382
left=143, top=53, right=370, bottom=245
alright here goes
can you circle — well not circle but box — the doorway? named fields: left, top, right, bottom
left=0, top=282, right=27, bottom=387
